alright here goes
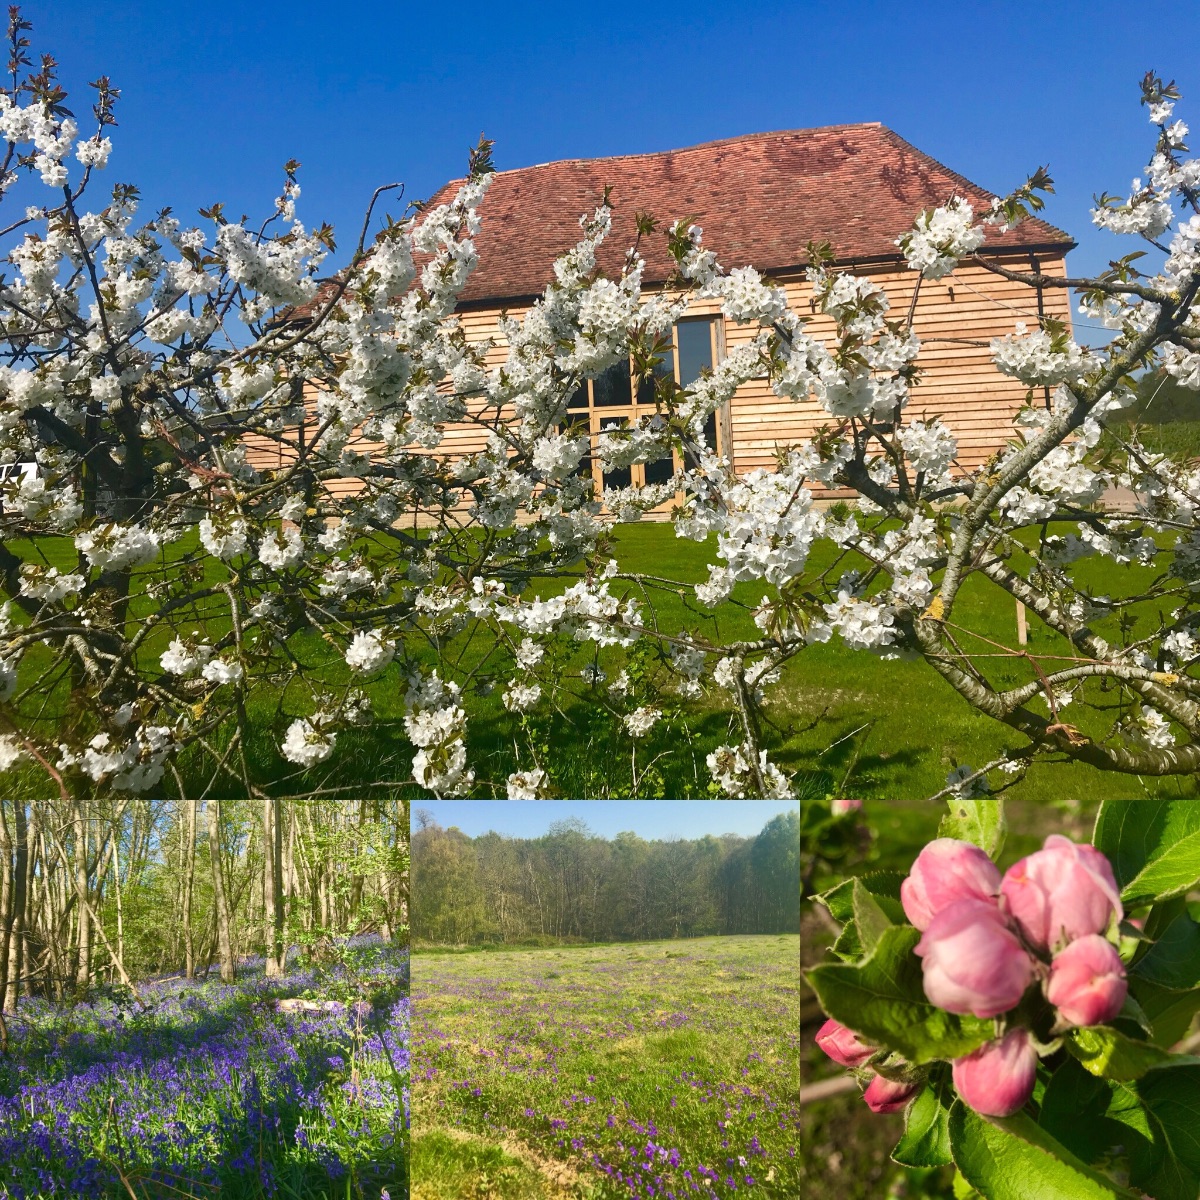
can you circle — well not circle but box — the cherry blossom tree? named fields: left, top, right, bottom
left=0, top=6, right=1197, bottom=801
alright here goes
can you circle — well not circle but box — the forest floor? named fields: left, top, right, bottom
left=411, top=934, right=800, bottom=1199
left=0, top=937, right=409, bottom=1200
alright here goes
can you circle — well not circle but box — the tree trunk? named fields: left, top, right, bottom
left=183, top=794, right=197, bottom=980
left=0, top=798, right=13, bottom=1020
left=206, top=797, right=236, bottom=984
left=74, top=796, right=90, bottom=993
left=14, top=802, right=31, bottom=1003
left=264, top=795, right=284, bottom=976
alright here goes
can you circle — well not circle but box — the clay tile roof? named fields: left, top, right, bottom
left=423, top=123, right=1074, bottom=306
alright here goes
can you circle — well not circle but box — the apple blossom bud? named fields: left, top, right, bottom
left=815, top=1018, right=877, bottom=1068
left=952, top=1028, right=1038, bottom=1117
left=1000, top=834, right=1122, bottom=954
left=863, top=1073, right=921, bottom=1114
left=831, top=798, right=863, bottom=816
left=901, top=838, right=1003, bottom=931
left=1046, top=933, right=1127, bottom=1027
left=915, top=899, right=1035, bottom=1018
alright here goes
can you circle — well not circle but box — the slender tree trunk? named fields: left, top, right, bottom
left=74, top=797, right=90, bottom=993
left=264, top=795, right=284, bottom=976
left=0, top=798, right=13, bottom=1023
left=206, top=798, right=236, bottom=984
left=183, top=794, right=197, bottom=979
left=284, top=802, right=296, bottom=926
left=349, top=796, right=366, bottom=920
left=13, top=802, right=31, bottom=1002
left=112, top=832, right=125, bottom=974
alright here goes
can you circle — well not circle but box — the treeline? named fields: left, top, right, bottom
left=0, top=791, right=409, bottom=1011
left=412, top=811, right=798, bottom=945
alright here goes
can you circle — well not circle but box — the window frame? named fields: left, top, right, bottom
left=565, top=315, right=730, bottom=498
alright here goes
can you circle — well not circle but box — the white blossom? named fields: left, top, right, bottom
left=259, top=526, right=304, bottom=570
left=75, top=524, right=160, bottom=571
left=706, top=743, right=792, bottom=798
left=199, top=516, right=249, bottom=561
left=201, top=658, right=243, bottom=686
left=345, top=630, right=395, bottom=674
left=623, top=706, right=662, bottom=738
left=281, top=718, right=337, bottom=767
left=503, top=681, right=542, bottom=712
left=506, top=768, right=549, bottom=799
left=897, top=198, right=986, bottom=279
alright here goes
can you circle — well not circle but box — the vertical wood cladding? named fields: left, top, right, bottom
left=244, top=253, right=1071, bottom=509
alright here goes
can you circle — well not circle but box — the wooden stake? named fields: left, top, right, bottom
left=1016, top=600, right=1028, bottom=646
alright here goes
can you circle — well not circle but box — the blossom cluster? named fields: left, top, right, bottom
left=817, top=834, right=1127, bottom=1118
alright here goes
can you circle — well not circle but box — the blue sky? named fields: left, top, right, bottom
left=37, top=1, right=1200, bottom=284
left=415, top=800, right=796, bottom=840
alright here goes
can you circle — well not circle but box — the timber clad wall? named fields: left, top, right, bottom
left=247, top=123, right=1076, bottom=506
left=726, top=257, right=1073, bottom=484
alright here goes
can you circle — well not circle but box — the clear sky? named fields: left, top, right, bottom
left=415, top=800, right=797, bottom=840
left=35, top=0, right=1200, bottom=288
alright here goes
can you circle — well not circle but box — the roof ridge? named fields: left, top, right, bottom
left=429, top=123, right=890, bottom=194
left=492, top=122, right=887, bottom=176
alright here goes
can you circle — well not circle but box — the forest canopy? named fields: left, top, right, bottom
left=411, top=810, right=798, bottom=945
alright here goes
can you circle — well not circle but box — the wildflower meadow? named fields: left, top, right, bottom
left=413, top=936, right=800, bottom=1200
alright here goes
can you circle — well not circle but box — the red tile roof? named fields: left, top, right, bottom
left=423, top=123, right=1074, bottom=306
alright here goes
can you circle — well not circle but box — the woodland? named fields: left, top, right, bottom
left=411, top=809, right=799, bottom=945
left=0, top=790, right=409, bottom=1014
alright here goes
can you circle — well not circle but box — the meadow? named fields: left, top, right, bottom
left=411, top=935, right=800, bottom=1200
left=0, top=937, right=410, bottom=1200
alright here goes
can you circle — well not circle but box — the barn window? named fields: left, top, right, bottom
left=565, top=316, right=726, bottom=496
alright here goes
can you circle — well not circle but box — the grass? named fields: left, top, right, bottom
left=412, top=1130, right=586, bottom=1200
left=8, top=508, right=1200, bottom=799
left=412, top=935, right=800, bottom=1199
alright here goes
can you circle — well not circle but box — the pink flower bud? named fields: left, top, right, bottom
left=915, top=899, right=1035, bottom=1018
left=1000, top=835, right=1122, bottom=954
left=952, top=1028, right=1038, bottom=1117
left=815, top=1018, right=877, bottom=1068
left=1046, top=933, right=1127, bottom=1027
left=831, top=799, right=863, bottom=816
left=901, top=838, right=1003, bottom=932
left=862, top=1073, right=921, bottom=1113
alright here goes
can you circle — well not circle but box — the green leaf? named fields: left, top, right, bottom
left=819, top=871, right=906, bottom=924
left=939, top=799, right=1006, bottom=858
left=1135, top=914, right=1200, bottom=991
left=1040, top=1058, right=1125, bottom=1167
left=948, top=1104, right=1139, bottom=1199
left=952, top=1170, right=982, bottom=1199
left=1065, top=1026, right=1181, bottom=1081
left=853, top=879, right=895, bottom=954
left=1094, top=800, right=1200, bottom=903
left=892, top=1081, right=953, bottom=1168
left=1130, top=977, right=1200, bottom=1047
left=1106, top=1065, right=1200, bottom=1200
left=830, top=918, right=862, bottom=962
left=805, top=925, right=993, bottom=1064
left=1123, top=834, right=1200, bottom=907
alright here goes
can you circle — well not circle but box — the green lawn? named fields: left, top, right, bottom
left=5, top=519, right=1199, bottom=800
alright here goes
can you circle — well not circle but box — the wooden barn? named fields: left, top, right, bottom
left=252, top=123, right=1076, bottom=505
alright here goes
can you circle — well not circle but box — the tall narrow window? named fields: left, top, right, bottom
left=676, top=317, right=719, bottom=465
